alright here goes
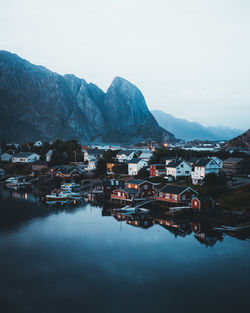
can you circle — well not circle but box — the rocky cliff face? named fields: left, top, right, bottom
left=223, top=129, right=250, bottom=151
left=0, top=51, right=174, bottom=143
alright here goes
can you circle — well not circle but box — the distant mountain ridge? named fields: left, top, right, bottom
left=151, top=110, right=243, bottom=141
left=0, top=50, right=174, bottom=143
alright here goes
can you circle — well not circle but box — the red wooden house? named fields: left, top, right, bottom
left=154, top=184, right=198, bottom=205
left=125, top=179, right=155, bottom=197
left=191, top=196, right=214, bottom=211
left=111, top=188, right=139, bottom=201
left=149, top=164, right=166, bottom=177
left=111, top=179, right=155, bottom=201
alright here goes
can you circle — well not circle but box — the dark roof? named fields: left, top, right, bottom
left=127, top=179, right=152, bottom=185
left=159, top=184, right=198, bottom=195
left=167, top=160, right=183, bottom=168
left=56, top=166, right=84, bottom=174
left=150, top=164, right=166, bottom=167
left=14, top=152, right=39, bottom=157
left=223, top=157, right=244, bottom=163
left=86, top=149, right=105, bottom=155
left=115, top=188, right=139, bottom=195
left=128, top=158, right=144, bottom=164
left=194, top=158, right=211, bottom=167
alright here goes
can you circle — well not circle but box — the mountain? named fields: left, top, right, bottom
left=222, top=129, right=250, bottom=151
left=0, top=51, right=174, bottom=143
left=151, top=110, right=243, bottom=141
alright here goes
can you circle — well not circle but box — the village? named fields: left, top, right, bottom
left=0, top=139, right=250, bottom=218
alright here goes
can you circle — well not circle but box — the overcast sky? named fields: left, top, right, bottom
left=0, top=0, right=249, bottom=130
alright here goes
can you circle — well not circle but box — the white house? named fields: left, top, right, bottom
left=116, top=150, right=136, bottom=163
left=1, top=152, right=13, bottom=162
left=191, top=158, right=221, bottom=185
left=166, top=159, right=192, bottom=179
left=161, top=157, right=177, bottom=165
left=12, top=152, right=40, bottom=163
left=128, top=158, right=148, bottom=176
left=34, top=141, right=43, bottom=147
left=46, top=150, right=53, bottom=162
left=139, top=150, right=153, bottom=162
left=209, top=156, right=223, bottom=168
left=84, top=149, right=105, bottom=162
left=86, top=160, right=97, bottom=171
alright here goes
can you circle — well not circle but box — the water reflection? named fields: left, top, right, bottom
left=1, top=188, right=250, bottom=245
left=0, top=189, right=250, bottom=313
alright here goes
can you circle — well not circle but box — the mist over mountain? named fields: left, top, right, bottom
left=0, top=51, right=174, bottom=143
left=151, top=110, right=243, bottom=141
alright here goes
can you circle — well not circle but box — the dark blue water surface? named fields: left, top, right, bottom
left=0, top=190, right=250, bottom=313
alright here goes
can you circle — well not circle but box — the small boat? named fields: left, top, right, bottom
left=61, top=182, right=80, bottom=190
left=115, top=205, right=137, bottom=213
left=5, top=177, right=19, bottom=184
left=46, top=192, right=70, bottom=201
left=138, top=208, right=150, bottom=213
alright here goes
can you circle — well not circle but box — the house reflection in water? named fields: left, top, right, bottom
left=191, top=222, right=224, bottom=247
left=110, top=209, right=224, bottom=246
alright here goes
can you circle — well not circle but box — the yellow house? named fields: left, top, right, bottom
left=107, top=162, right=116, bottom=174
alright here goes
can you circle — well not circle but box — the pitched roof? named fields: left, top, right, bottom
left=167, top=160, right=184, bottom=168
left=159, top=184, right=198, bottom=195
left=86, top=149, right=105, bottom=155
left=119, top=188, right=139, bottom=195
left=56, top=165, right=84, bottom=174
left=46, top=150, right=53, bottom=156
left=194, top=158, right=211, bottom=167
left=127, top=179, right=152, bottom=185
left=128, top=158, right=144, bottom=164
left=117, top=150, right=134, bottom=156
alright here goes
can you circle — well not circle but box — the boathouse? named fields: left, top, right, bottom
left=154, top=184, right=198, bottom=206
left=191, top=196, right=214, bottom=211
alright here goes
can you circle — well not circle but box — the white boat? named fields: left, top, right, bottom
left=138, top=208, right=150, bottom=213
left=115, top=205, right=137, bottom=213
left=5, top=177, right=19, bottom=184
left=46, top=192, right=71, bottom=201
left=60, top=190, right=81, bottom=199
left=61, top=183, right=80, bottom=190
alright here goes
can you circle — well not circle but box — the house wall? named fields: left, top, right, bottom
left=111, top=189, right=129, bottom=200
left=155, top=189, right=197, bottom=203
left=167, top=161, right=191, bottom=178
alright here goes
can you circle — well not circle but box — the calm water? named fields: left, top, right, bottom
left=0, top=189, right=250, bottom=313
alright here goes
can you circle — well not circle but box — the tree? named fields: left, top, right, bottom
left=103, top=150, right=117, bottom=162
left=94, top=158, right=106, bottom=176
left=204, top=172, right=227, bottom=186
left=136, top=167, right=149, bottom=179
left=113, top=163, right=128, bottom=175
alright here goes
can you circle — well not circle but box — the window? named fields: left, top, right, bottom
left=144, top=185, right=148, bottom=190
left=159, top=192, right=163, bottom=197
left=118, top=192, right=121, bottom=197
left=128, top=184, right=131, bottom=188
left=182, top=195, right=186, bottom=200
left=165, top=193, right=169, bottom=199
